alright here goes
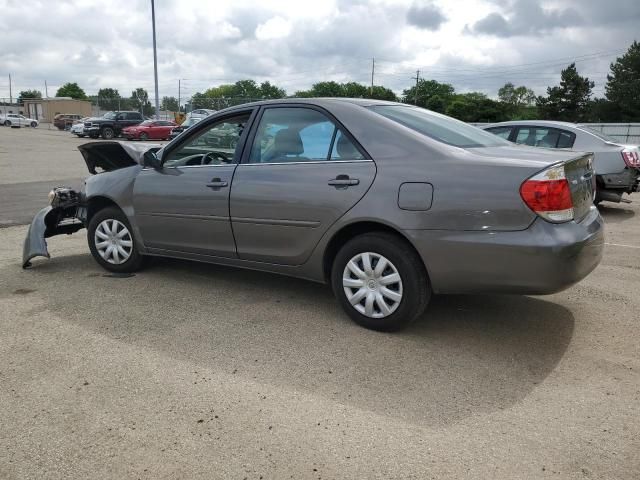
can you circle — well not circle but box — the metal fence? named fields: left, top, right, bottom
left=582, top=124, right=640, bottom=144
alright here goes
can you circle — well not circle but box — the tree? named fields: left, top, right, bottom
left=96, top=88, right=122, bottom=111
left=130, top=88, right=152, bottom=116
left=370, top=85, right=397, bottom=101
left=161, top=96, right=179, bottom=111
left=445, top=92, right=508, bottom=123
left=293, top=81, right=397, bottom=100
left=498, top=82, right=536, bottom=119
left=605, top=41, right=640, bottom=121
left=231, top=79, right=261, bottom=98
left=259, top=81, right=286, bottom=99
left=17, top=89, right=42, bottom=103
left=536, top=63, right=594, bottom=122
left=402, top=80, right=455, bottom=113
left=55, top=82, right=87, bottom=99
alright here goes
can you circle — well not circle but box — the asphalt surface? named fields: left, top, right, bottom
left=0, top=126, right=639, bottom=479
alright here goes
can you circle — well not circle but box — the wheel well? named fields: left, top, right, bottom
left=86, top=196, right=120, bottom=222
left=322, top=221, right=425, bottom=282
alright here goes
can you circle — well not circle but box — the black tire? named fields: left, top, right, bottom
left=139, top=132, right=149, bottom=141
left=101, top=127, right=115, bottom=139
left=87, top=207, right=144, bottom=273
left=30, top=121, right=37, bottom=128
left=330, top=232, right=431, bottom=332
left=76, top=134, right=85, bottom=138
left=4, top=120, right=11, bottom=127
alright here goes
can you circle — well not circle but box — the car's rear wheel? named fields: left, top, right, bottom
left=87, top=207, right=144, bottom=273
left=331, top=232, right=431, bottom=331
left=101, top=127, right=115, bottom=140
left=76, top=134, right=85, bottom=138
left=139, top=132, right=149, bottom=141
left=30, top=121, right=37, bottom=128
left=4, top=120, right=11, bottom=127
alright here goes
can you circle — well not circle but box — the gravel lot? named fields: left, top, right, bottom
left=1, top=126, right=639, bottom=479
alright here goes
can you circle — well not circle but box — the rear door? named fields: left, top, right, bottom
left=230, top=106, right=376, bottom=265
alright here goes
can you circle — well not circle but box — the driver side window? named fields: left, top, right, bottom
left=163, top=113, right=251, bottom=167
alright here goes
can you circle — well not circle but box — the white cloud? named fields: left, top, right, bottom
left=255, top=16, right=293, bottom=40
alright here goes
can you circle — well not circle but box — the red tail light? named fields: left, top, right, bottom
left=520, top=164, right=574, bottom=223
left=621, top=149, right=640, bottom=168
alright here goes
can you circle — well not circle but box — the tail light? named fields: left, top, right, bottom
left=520, top=164, right=574, bottom=223
left=621, top=149, right=640, bottom=168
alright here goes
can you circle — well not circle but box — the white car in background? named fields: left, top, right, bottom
left=70, top=118, right=90, bottom=137
left=1, top=113, right=39, bottom=127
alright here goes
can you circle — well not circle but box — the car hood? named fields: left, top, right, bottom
left=78, top=141, right=162, bottom=174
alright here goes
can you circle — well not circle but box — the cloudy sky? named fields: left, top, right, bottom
left=0, top=0, right=638, bottom=101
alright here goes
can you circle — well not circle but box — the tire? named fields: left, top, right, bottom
left=139, top=132, right=148, bottom=141
left=31, top=121, right=37, bottom=128
left=331, top=232, right=431, bottom=332
left=76, top=134, right=85, bottom=138
left=4, top=121, right=11, bottom=127
left=87, top=207, right=144, bottom=273
left=101, top=127, right=115, bottom=140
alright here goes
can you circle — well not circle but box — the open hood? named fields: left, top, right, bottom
left=78, top=141, right=162, bottom=174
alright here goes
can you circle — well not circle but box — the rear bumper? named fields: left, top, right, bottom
left=598, top=168, right=640, bottom=193
left=406, top=206, right=604, bottom=295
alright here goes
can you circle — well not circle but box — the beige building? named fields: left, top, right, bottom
left=22, top=97, right=92, bottom=123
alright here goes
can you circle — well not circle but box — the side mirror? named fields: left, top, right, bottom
left=143, top=150, right=162, bottom=169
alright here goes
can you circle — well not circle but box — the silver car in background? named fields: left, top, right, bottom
left=23, top=99, right=604, bottom=331
left=482, top=120, right=640, bottom=204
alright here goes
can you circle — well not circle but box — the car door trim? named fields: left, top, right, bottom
left=231, top=217, right=321, bottom=227
left=137, top=212, right=229, bottom=222
left=239, top=159, right=373, bottom=166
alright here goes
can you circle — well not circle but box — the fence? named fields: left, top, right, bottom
left=582, top=124, right=640, bottom=144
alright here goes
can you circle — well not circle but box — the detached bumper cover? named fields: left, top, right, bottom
left=22, top=188, right=85, bottom=268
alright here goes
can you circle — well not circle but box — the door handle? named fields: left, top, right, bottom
left=206, top=178, right=228, bottom=188
left=328, top=175, right=359, bottom=187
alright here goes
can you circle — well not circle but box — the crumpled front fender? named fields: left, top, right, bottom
left=22, top=205, right=84, bottom=269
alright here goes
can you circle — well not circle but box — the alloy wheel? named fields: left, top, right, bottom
left=342, top=252, right=403, bottom=318
left=94, top=219, right=133, bottom=265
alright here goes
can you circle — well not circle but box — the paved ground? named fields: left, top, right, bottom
left=0, top=127, right=639, bottom=479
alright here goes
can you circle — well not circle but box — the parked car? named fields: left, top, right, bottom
left=83, top=111, right=145, bottom=139
left=53, top=114, right=84, bottom=130
left=122, top=120, right=178, bottom=141
left=70, top=118, right=90, bottom=137
left=23, top=99, right=603, bottom=332
left=168, top=116, right=201, bottom=140
left=1, top=113, right=38, bottom=127
left=482, top=121, right=640, bottom=204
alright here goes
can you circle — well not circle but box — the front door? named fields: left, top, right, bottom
left=230, top=106, right=376, bottom=265
left=132, top=111, right=253, bottom=256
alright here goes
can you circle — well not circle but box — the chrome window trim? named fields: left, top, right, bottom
left=241, top=159, right=374, bottom=167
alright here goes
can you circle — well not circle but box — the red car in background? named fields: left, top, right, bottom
left=122, top=120, right=177, bottom=140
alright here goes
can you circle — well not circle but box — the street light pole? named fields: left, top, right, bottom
left=151, top=0, right=160, bottom=119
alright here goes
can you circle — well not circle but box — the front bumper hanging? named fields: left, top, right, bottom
left=22, top=187, right=85, bottom=268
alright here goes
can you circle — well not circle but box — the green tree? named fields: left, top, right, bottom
left=161, top=96, right=179, bottom=111
left=96, top=88, right=122, bottom=110
left=55, top=82, right=87, bottom=99
left=231, top=79, right=261, bottom=98
left=17, top=89, right=42, bottom=103
left=605, top=41, right=640, bottom=121
left=294, top=81, right=397, bottom=100
left=537, top=63, right=594, bottom=122
left=445, top=92, right=508, bottom=122
left=370, top=85, right=398, bottom=101
left=130, top=88, right=152, bottom=116
left=402, top=80, right=455, bottom=113
left=258, top=81, right=286, bottom=99
left=498, top=82, right=536, bottom=119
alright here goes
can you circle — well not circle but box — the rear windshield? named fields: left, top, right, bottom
left=576, top=125, right=617, bottom=143
left=368, top=105, right=510, bottom=148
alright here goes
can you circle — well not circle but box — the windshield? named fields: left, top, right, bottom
left=102, top=112, right=116, bottom=120
left=368, top=105, right=510, bottom=148
left=576, top=125, right=618, bottom=143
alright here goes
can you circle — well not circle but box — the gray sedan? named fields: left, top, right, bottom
left=23, top=99, right=604, bottom=331
left=482, top=120, right=640, bottom=204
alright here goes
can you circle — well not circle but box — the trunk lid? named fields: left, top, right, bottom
left=563, top=153, right=595, bottom=222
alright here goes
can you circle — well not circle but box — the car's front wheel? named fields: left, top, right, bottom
left=139, top=132, right=149, bottom=141
left=331, top=232, right=431, bottom=331
left=4, top=120, right=11, bottom=127
left=30, top=121, right=37, bottom=128
left=101, top=127, right=115, bottom=139
left=87, top=207, right=144, bottom=273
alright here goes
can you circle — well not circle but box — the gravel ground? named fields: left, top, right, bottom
left=0, top=126, right=638, bottom=479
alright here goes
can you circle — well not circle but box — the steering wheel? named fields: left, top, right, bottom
left=202, top=151, right=229, bottom=165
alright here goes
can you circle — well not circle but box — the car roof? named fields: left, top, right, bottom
left=483, top=120, right=578, bottom=129
left=216, top=97, right=403, bottom=114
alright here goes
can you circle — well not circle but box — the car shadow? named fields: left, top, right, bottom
left=598, top=203, right=636, bottom=224
left=12, top=254, right=575, bottom=426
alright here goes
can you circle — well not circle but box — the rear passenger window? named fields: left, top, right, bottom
left=557, top=131, right=575, bottom=148
left=515, top=127, right=559, bottom=147
left=331, top=130, right=365, bottom=160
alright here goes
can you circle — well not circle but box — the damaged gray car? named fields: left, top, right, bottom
left=23, top=99, right=604, bottom=331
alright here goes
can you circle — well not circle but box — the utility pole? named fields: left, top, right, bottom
left=45, top=80, right=49, bottom=98
left=151, top=0, right=160, bottom=119
left=178, top=79, right=181, bottom=113
left=370, top=57, right=375, bottom=96
left=9, top=74, right=12, bottom=104
left=412, top=70, right=420, bottom=105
